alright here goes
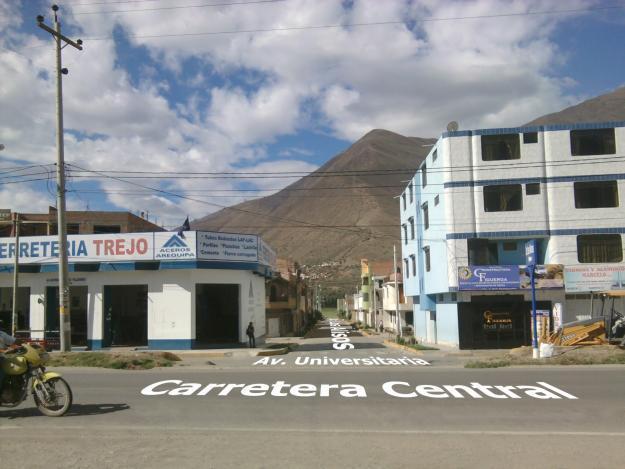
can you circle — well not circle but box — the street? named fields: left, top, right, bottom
left=2, top=320, right=624, bottom=468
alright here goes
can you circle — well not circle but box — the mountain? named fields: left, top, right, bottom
left=193, top=130, right=436, bottom=283
left=524, top=86, right=625, bottom=126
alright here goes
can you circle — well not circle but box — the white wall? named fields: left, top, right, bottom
left=0, top=267, right=266, bottom=347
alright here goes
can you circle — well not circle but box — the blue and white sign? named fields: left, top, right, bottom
left=259, top=239, right=277, bottom=270
left=197, top=231, right=258, bottom=262
left=154, top=232, right=197, bottom=260
left=458, top=266, right=520, bottom=290
left=525, top=240, right=537, bottom=265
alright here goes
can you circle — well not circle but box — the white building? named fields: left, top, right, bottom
left=400, top=120, right=625, bottom=348
left=0, top=231, right=276, bottom=349
left=381, top=272, right=413, bottom=333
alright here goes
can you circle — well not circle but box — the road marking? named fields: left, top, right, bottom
left=1, top=425, right=624, bottom=437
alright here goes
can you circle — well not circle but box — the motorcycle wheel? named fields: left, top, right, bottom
left=34, top=377, right=73, bottom=417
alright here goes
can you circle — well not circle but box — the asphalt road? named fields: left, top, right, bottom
left=1, top=320, right=624, bottom=468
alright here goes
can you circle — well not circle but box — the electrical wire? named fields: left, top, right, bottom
left=76, top=4, right=625, bottom=41
left=72, top=0, right=287, bottom=15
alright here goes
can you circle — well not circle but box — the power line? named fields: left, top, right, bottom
left=65, top=162, right=389, bottom=240
left=72, top=0, right=287, bottom=15
left=77, top=5, right=624, bottom=42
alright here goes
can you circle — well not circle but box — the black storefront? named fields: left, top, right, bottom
left=458, top=295, right=552, bottom=349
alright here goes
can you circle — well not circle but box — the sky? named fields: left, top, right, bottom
left=0, top=0, right=624, bottom=228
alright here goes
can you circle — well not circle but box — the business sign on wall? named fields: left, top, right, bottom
left=259, top=239, right=277, bottom=270
left=0, top=233, right=154, bottom=264
left=458, top=266, right=519, bottom=290
left=154, top=232, right=197, bottom=260
left=458, top=265, right=564, bottom=291
left=564, top=265, right=625, bottom=292
left=197, top=231, right=258, bottom=263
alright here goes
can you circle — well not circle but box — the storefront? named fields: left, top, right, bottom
left=0, top=231, right=276, bottom=349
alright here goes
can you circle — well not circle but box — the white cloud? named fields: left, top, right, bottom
left=0, top=0, right=609, bottom=226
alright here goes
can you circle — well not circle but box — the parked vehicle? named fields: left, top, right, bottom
left=0, top=343, right=72, bottom=416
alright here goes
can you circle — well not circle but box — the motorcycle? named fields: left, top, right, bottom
left=1, top=343, right=73, bottom=416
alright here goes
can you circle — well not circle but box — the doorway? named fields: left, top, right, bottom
left=0, top=287, right=30, bottom=335
left=102, top=285, right=148, bottom=347
left=195, top=284, right=239, bottom=345
left=45, top=286, right=89, bottom=348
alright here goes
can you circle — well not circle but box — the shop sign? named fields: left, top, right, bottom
left=482, top=310, right=513, bottom=330
left=564, top=264, right=625, bottom=292
left=0, top=233, right=154, bottom=264
left=196, top=231, right=258, bottom=262
left=458, top=266, right=520, bottom=290
left=519, top=264, right=564, bottom=289
left=154, top=232, right=197, bottom=260
left=458, top=265, right=564, bottom=291
left=259, top=239, right=277, bottom=269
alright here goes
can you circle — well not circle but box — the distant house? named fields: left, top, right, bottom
left=0, top=206, right=163, bottom=237
left=265, top=258, right=313, bottom=337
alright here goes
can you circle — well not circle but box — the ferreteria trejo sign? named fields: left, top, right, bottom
left=141, top=380, right=578, bottom=400
left=0, top=231, right=276, bottom=269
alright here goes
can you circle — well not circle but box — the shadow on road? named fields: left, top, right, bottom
left=0, top=403, right=130, bottom=419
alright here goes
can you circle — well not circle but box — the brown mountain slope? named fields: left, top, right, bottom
left=193, top=129, right=435, bottom=277
left=524, top=86, right=625, bottom=126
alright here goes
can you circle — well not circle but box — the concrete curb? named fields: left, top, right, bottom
left=383, top=340, right=423, bottom=355
left=255, top=347, right=289, bottom=356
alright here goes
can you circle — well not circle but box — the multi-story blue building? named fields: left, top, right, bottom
left=400, top=121, right=625, bottom=349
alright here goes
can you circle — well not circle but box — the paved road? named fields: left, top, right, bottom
left=2, top=320, right=624, bottom=468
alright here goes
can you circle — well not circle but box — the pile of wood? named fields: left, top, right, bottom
left=547, top=318, right=607, bottom=346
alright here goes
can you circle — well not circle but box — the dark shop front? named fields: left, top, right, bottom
left=458, top=295, right=552, bottom=349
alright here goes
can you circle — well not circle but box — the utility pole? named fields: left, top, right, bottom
left=394, top=244, right=402, bottom=338
left=11, top=213, right=20, bottom=336
left=37, top=5, right=83, bottom=352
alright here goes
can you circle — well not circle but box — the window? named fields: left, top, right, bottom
left=410, top=255, right=416, bottom=277
left=422, top=203, right=429, bottom=230
left=437, top=294, right=444, bottom=302
left=577, top=234, right=622, bottom=263
left=432, top=149, right=438, bottom=162
left=468, top=238, right=498, bottom=265
left=94, top=225, right=121, bottom=234
left=408, top=217, right=415, bottom=239
left=523, top=132, right=538, bottom=144
left=503, top=241, right=517, bottom=251
left=571, top=128, right=616, bottom=156
left=408, top=183, right=413, bottom=203
left=483, top=184, right=523, bottom=212
left=402, top=193, right=406, bottom=210
left=434, top=195, right=440, bottom=206
left=67, top=223, right=80, bottom=234
left=421, top=164, right=427, bottom=187
left=362, top=277, right=369, bottom=286
left=363, top=293, right=369, bottom=302
left=423, top=246, right=431, bottom=272
left=481, top=134, right=520, bottom=161
left=404, top=259, right=409, bottom=278
left=526, top=183, right=540, bottom=195
left=451, top=292, right=457, bottom=302
left=402, top=224, right=408, bottom=245
left=574, top=180, right=619, bottom=208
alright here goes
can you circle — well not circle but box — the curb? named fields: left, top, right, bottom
left=256, top=347, right=289, bottom=356
left=383, top=340, right=423, bottom=355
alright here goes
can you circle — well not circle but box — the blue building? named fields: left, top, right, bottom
left=400, top=121, right=625, bottom=349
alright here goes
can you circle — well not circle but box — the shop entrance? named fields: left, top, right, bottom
left=458, top=295, right=551, bottom=349
left=0, top=287, right=30, bottom=334
left=195, top=284, right=239, bottom=345
left=102, top=285, right=148, bottom=347
left=45, top=286, right=88, bottom=348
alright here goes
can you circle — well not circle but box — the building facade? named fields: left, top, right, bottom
left=401, top=121, right=625, bottom=348
left=0, top=230, right=276, bottom=350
